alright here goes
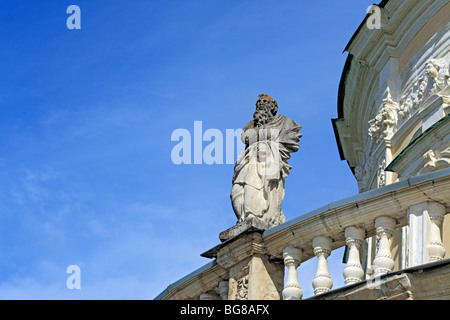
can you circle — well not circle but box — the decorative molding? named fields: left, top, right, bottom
left=368, top=55, right=449, bottom=145
left=235, top=275, right=249, bottom=300
left=362, top=54, right=449, bottom=190
left=377, top=159, right=386, bottom=187
left=423, top=147, right=450, bottom=172
left=368, top=92, right=398, bottom=144
left=355, top=156, right=375, bottom=193
left=398, top=54, right=450, bottom=123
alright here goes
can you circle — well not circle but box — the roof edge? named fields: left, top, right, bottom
left=333, top=53, right=354, bottom=162
left=343, top=0, right=390, bottom=53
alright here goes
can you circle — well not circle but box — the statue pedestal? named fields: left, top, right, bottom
left=202, top=219, right=284, bottom=300
left=219, top=217, right=270, bottom=242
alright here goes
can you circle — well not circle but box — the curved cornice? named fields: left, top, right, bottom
left=333, top=0, right=450, bottom=173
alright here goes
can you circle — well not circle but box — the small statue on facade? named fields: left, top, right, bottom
left=230, top=94, right=302, bottom=229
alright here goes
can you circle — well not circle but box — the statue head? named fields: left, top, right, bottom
left=253, top=93, right=278, bottom=127
left=425, top=59, right=440, bottom=79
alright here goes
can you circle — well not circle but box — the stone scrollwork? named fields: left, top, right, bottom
left=426, top=58, right=450, bottom=94
left=377, top=159, right=386, bottom=187
left=368, top=93, right=398, bottom=144
left=398, top=75, right=429, bottom=119
left=423, top=147, right=450, bottom=172
left=398, top=55, right=450, bottom=121
left=354, top=156, right=375, bottom=193
left=369, top=55, right=449, bottom=144
left=236, top=275, right=249, bottom=300
left=354, top=165, right=367, bottom=193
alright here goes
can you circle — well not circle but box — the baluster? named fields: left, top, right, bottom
left=219, top=280, right=229, bottom=300
left=312, top=236, right=333, bottom=295
left=427, top=202, right=446, bottom=262
left=343, top=226, right=365, bottom=285
left=282, top=246, right=303, bottom=300
left=372, top=216, right=395, bottom=276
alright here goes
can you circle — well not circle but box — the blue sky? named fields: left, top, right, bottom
left=0, top=0, right=376, bottom=299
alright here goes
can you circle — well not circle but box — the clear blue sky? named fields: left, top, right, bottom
left=0, top=0, right=376, bottom=299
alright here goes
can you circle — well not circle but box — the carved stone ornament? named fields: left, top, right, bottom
left=230, top=94, right=302, bottom=229
left=398, top=54, right=450, bottom=121
left=369, top=55, right=449, bottom=144
left=368, top=92, right=398, bottom=144
left=377, top=159, right=386, bottom=187
left=236, top=275, right=249, bottom=300
left=420, top=146, right=450, bottom=174
left=354, top=155, right=375, bottom=193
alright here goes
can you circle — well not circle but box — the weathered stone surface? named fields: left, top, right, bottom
left=216, top=230, right=284, bottom=300
left=230, top=93, right=301, bottom=229
left=219, top=217, right=270, bottom=242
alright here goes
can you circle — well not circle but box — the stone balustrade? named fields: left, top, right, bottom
left=342, top=227, right=365, bottom=285
left=156, top=169, right=450, bottom=300
left=312, top=236, right=333, bottom=294
left=282, top=246, right=303, bottom=300
left=279, top=200, right=448, bottom=299
left=427, top=202, right=447, bottom=262
left=272, top=170, right=450, bottom=299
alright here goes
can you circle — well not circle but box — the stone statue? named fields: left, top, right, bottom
left=230, top=94, right=302, bottom=229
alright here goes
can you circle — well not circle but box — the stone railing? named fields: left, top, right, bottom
left=155, top=169, right=450, bottom=300
left=262, top=169, right=450, bottom=300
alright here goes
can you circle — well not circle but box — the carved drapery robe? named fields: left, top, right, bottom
left=231, top=114, right=301, bottom=227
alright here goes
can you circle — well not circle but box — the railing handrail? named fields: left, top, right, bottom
left=263, top=168, right=450, bottom=263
